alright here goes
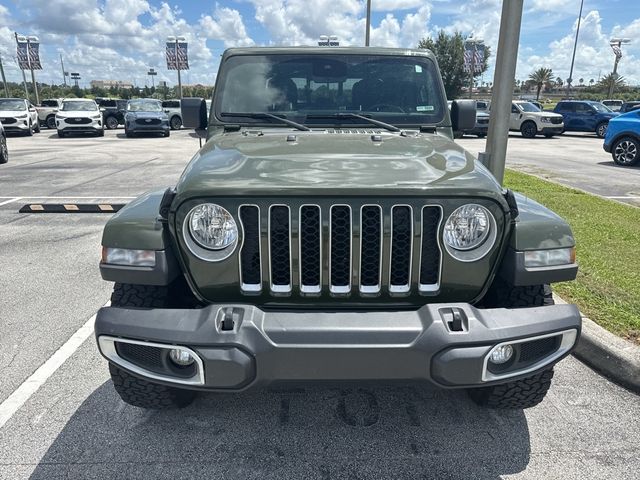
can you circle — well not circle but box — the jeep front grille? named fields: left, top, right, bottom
left=238, top=203, right=442, bottom=297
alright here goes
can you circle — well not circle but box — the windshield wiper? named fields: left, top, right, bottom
left=305, top=113, right=400, bottom=132
left=220, top=112, right=310, bottom=131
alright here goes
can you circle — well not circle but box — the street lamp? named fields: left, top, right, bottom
left=465, top=35, right=484, bottom=96
left=167, top=36, right=187, bottom=98
left=147, top=67, right=157, bottom=88
left=70, top=72, right=81, bottom=88
left=608, top=37, right=631, bottom=97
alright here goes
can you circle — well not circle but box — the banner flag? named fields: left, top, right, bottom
left=166, top=42, right=189, bottom=70
left=463, top=44, right=485, bottom=74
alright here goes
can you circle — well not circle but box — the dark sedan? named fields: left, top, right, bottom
left=124, top=99, right=170, bottom=138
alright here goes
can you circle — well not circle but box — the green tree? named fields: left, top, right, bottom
left=596, top=73, right=626, bottom=93
left=528, top=67, right=554, bottom=100
left=417, top=31, right=490, bottom=99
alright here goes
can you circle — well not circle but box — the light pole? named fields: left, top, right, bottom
left=608, top=38, right=631, bottom=97
left=465, top=36, right=484, bottom=96
left=365, top=0, right=372, bottom=46
left=70, top=72, right=81, bottom=88
left=60, top=54, right=68, bottom=87
left=566, top=0, right=584, bottom=98
left=167, top=36, right=187, bottom=98
left=147, top=67, right=157, bottom=88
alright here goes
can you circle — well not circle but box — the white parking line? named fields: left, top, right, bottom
left=605, top=196, right=640, bottom=200
left=0, top=197, right=23, bottom=206
left=0, top=302, right=109, bottom=429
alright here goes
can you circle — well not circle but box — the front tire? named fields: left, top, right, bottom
left=25, top=122, right=33, bottom=137
left=0, top=135, right=8, bottom=164
left=34, top=122, right=41, bottom=133
left=56, top=129, right=65, bottom=138
left=468, top=280, right=556, bottom=409
left=46, top=115, right=56, bottom=129
left=467, top=369, right=555, bottom=409
left=520, top=121, right=537, bottom=138
left=107, top=283, right=198, bottom=409
left=596, top=122, right=608, bottom=139
left=612, top=137, right=640, bottom=166
left=105, top=116, right=119, bottom=130
left=97, top=129, right=105, bottom=137
left=169, top=116, right=182, bottom=130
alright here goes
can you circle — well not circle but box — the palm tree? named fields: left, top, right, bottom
left=597, top=73, right=626, bottom=94
left=528, top=67, right=554, bottom=100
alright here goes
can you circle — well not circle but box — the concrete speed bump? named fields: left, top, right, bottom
left=19, top=204, right=126, bottom=213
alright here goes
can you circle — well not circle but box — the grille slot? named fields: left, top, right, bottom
left=360, top=205, right=382, bottom=293
left=519, top=336, right=560, bottom=364
left=116, top=342, right=164, bottom=373
left=419, top=206, right=442, bottom=292
left=330, top=205, right=352, bottom=294
left=299, top=205, right=322, bottom=293
left=389, top=205, right=413, bottom=293
left=269, top=205, right=291, bottom=293
left=239, top=205, right=261, bottom=292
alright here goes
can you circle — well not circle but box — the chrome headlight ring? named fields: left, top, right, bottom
left=182, top=203, right=239, bottom=262
left=443, top=204, right=497, bottom=262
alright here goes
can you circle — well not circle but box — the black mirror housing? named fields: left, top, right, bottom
left=181, top=97, right=208, bottom=135
left=451, top=100, right=477, bottom=132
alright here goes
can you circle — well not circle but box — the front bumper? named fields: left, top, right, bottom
left=1, top=120, right=29, bottom=132
left=95, top=302, right=581, bottom=391
left=58, top=117, right=102, bottom=132
left=126, top=121, right=170, bottom=133
left=541, top=126, right=563, bottom=135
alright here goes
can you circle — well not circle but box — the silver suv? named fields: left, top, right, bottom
left=162, top=99, right=182, bottom=130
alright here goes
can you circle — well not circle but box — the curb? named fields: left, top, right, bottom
left=554, top=295, right=640, bottom=394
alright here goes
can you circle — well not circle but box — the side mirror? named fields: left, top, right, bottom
left=451, top=100, right=476, bottom=132
left=181, top=97, right=208, bottom=137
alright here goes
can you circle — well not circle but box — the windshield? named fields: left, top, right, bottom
left=128, top=100, right=162, bottom=112
left=0, top=99, right=26, bottom=111
left=61, top=101, right=97, bottom=111
left=517, top=102, right=541, bottom=113
left=592, top=102, right=612, bottom=113
left=215, top=54, right=446, bottom=127
left=41, top=100, right=59, bottom=107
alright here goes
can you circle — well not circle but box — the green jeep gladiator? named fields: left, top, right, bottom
left=96, top=47, right=581, bottom=410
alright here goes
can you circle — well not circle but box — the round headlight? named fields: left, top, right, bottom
left=444, top=204, right=491, bottom=251
left=188, top=204, right=238, bottom=250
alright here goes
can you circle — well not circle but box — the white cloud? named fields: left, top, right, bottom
left=372, top=1, right=425, bottom=11
left=200, top=6, right=255, bottom=48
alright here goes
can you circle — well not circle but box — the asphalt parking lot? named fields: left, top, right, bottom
left=0, top=129, right=639, bottom=479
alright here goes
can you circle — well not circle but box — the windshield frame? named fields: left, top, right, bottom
left=61, top=100, right=98, bottom=112
left=0, top=99, right=27, bottom=111
left=516, top=102, right=541, bottom=113
left=591, top=102, right=613, bottom=113
left=213, top=52, right=447, bottom=129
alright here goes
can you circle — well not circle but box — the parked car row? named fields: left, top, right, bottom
left=0, top=98, right=40, bottom=135
left=95, top=98, right=183, bottom=130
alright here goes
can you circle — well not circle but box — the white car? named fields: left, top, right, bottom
left=56, top=99, right=104, bottom=137
left=509, top=101, right=564, bottom=138
left=0, top=98, right=40, bottom=136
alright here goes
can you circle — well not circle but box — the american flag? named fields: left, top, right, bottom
left=463, top=44, right=485, bottom=74
left=166, top=42, right=189, bottom=71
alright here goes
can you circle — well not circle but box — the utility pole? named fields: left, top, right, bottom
left=365, top=0, right=372, bottom=46
left=481, top=0, right=524, bottom=185
left=14, top=56, right=30, bottom=99
left=566, top=0, right=584, bottom=98
left=608, top=38, right=631, bottom=98
left=60, top=54, right=68, bottom=87
left=0, top=54, right=9, bottom=97
left=26, top=36, right=39, bottom=105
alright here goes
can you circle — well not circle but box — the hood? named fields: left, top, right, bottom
left=174, top=129, right=505, bottom=204
left=601, top=112, right=620, bottom=118
left=57, top=110, right=99, bottom=116
left=0, top=110, right=28, bottom=117
left=126, top=111, right=167, bottom=119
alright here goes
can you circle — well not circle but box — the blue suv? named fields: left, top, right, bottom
left=603, top=109, right=640, bottom=166
left=554, top=100, right=619, bottom=138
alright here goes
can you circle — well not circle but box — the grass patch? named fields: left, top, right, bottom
left=504, top=169, right=640, bottom=343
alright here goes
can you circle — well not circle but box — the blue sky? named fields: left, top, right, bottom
left=0, top=0, right=639, bottom=88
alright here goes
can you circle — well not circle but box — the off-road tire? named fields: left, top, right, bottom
left=109, top=363, right=196, bottom=409
left=108, top=283, right=198, bottom=409
left=596, top=122, right=608, bottom=139
left=467, top=369, right=554, bottom=409
left=520, top=121, right=537, bottom=138
left=0, top=135, right=8, bottom=164
left=480, top=279, right=554, bottom=308
left=46, top=115, right=56, bottom=129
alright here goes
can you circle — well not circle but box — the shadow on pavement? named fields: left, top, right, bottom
left=30, top=381, right=531, bottom=479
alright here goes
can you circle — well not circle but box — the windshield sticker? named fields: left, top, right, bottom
left=415, top=65, right=423, bottom=73
left=416, top=105, right=434, bottom=112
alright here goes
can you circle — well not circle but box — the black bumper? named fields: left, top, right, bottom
left=541, top=126, right=563, bottom=135
left=95, top=302, right=581, bottom=391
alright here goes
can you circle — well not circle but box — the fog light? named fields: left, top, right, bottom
left=489, top=344, right=514, bottom=365
left=169, top=348, right=195, bottom=366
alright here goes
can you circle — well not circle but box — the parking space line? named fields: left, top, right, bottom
left=0, top=302, right=109, bottom=429
left=605, top=196, right=640, bottom=200
left=0, top=197, right=23, bottom=206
